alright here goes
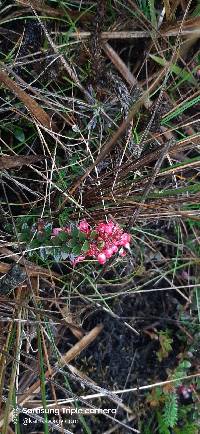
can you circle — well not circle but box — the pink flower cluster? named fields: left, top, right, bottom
left=53, top=219, right=131, bottom=266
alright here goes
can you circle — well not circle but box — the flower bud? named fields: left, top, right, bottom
left=119, top=248, right=126, bottom=257
left=111, top=245, right=118, bottom=253
left=97, top=253, right=107, bottom=264
left=105, top=248, right=113, bottom=259
left=78, top=219, right=90, bottom=234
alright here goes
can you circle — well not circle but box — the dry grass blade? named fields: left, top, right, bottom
left=0, top=322, right=13, bottom=410
left=30, top=6, right=91, bottom=101
left=58, top=306, right=84, bottom=340
left=0, top=70, right=55, bottom=130
left=58, top=324, right=103, bottom=368
left=58, top=372, right=200, bottom=403
left=103, top=42, right=138, bottom=88
left=58, top=29, right=200, bottom=41
left=0, top=247, right=60, bottom=279
left=0, top=260, right=60, bottom=280
left=0, top=291, right=23, bottom=434
left=66, top=66, right=166, bottom=201
left=168, top=15, right=200, bottom=30
left=15, top=0, right=90, bottom=20
left=99, top=133, right=200, bottom=185
left=127, top=139, right=174, bottom=227
left=163, top=0, right=172, bottom=20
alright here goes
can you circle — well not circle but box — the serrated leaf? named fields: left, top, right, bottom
left=157, top=331, right=173, bottom=362
left=157, top=411, right=171, bottom=434
left=162, top=393, right=178, bottom=428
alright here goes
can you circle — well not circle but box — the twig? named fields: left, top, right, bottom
left=54, top=372, right=200, bottom=403
left=102, top=42, right=138, bottom=88
left=58, top=28, right=200, bottom=40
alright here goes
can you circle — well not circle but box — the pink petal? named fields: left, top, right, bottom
left=104, top=248, right=113, bottom=259
left=111, top=245, right=118, bottom=253
left=104, top=221, right=115, bottom=235
left=78, top=219, right=90, bottom=234
left=119, top=233, right=131, bottom=246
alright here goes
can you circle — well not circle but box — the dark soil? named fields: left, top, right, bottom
left=15, top=289, right=187, bottom=433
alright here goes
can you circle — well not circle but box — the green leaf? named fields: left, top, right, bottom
left=162, top=393, right=178, bottom=428
left=71, top=228, right=79, bottom=240
left=148, top=0, right=157, bottom=28
left=162, top=94, right=200, bottom=124
left=20, top=229, right=31, bottom=242
left=179, top=360, right=191, bottom=369
left=72, top=245, right=82, bottom=255
left=79, top=231, right=87, bottom=241
left=58, top=209, right=69, bottom=226
left=157, top=331, right=173, bottom=362
left=150, top=54, right=196, bottom=85
left=157, top=411, right=171, bottom=434
left=81, top=240, right=90, bottom=252
left=90, top=230, right=97, bottom=239
left=31, top=238, right=41, bottom=248
left=57, top=231, right=68, bottom=242
left=61, top=245, right=69, bottom=253
left=13, top=127, right=25, bottom=142
left=70, top=238, right=78, bottom=248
